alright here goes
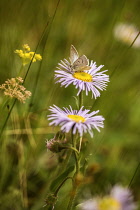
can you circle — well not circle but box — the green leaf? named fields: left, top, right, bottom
left=50, top=165, right=75, bottom=192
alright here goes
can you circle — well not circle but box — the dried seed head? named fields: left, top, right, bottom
left=0, top=77, right=31, bottom=103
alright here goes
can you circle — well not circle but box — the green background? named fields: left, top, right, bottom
left=0, top=0, right=140, bottom=209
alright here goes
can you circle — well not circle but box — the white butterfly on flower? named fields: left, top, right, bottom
left=69, top=45, right=91, bottom=72
left=55, top=45, right=109, bottom=99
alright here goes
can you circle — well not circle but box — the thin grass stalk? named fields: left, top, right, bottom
left=28, top=0, right=61, bottom=112
left=18, top=139, right=28, bottom=208
left=0, top=0, right=61, bottom=139
left=128, top=162, right=140, bottom=188
left=110, top=31, right=140, bottom=77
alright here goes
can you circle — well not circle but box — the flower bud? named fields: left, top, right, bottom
left=44, top=193, right=57, bottom=208
left=46, top=139, right=65, bottom=153
left=46, top=131, right=68, bottom=153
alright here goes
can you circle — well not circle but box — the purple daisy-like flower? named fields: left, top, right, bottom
left=47, top=105, right=104, bottom=137
left=55, top=59, right=109, bottom=99
left=111, top=185, right=136, bottom=210
left=77, top=199, right=98, bottom=210
left=77, top=185, right=136, bottom=210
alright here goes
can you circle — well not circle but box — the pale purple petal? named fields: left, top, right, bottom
left=77, top=199, right=98, bottom=210
left=47, top=105, right=105, bottom=137
left=55, top=59, right=109, bottom=99
left=111, top=185, right=137, bottom=210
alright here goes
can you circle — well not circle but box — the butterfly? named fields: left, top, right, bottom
left=69, top=45, right=91, bottom=72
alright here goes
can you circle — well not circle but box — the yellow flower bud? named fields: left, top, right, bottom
left=15, top=45, right=42, bottom=66
left=22, top=44, right=30, bottom=51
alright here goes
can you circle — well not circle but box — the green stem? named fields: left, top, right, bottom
left=18, top=140, right=28, bottom=208
left=67, top=188, right=78, bottom=210
left=18, top=64, right=24, bottom=77
left=0, top=65, right=24, bottom=140
left=67, top=183, right=78, bottom=210
left=0, top=99, right=17, bottom=140
left=64, top=146, right=79, bottom=155
left=67, top=90, right=84, bottom=209
left=71, top=131, right=79, bottom=173
left=67, top=131, right=80, bottom=210
left=54, top=176, right=73, bottom=196
left=78, top=136, right=83, bottom=152
left=79, top=91, right=83, bottom=109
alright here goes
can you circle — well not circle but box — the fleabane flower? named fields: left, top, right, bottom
left=15, top=44, right=42, bottom=66
left=55, top=59, right=109, bottom=99
left=110, top=185, right=136, bottom=210
left=47, top=105, right=104, bottom=137
left=77, top=185, right=136, bottom=210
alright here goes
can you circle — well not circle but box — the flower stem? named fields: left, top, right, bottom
left=18, top=64, right=24, bottom=77
left=67, top=132, right=80, bottom=210
left=78, top=136, right=83, bottom=152
left=67, top=181, right=78, bottom=210
left=67, top=90, right=84, bottom=209
left=79, top=91, right=83, bottom=109
left=54, top=176, right=73, bottom=196
left=71, top=131, right=79, bottom=173
left=64, top=146, right=79, bottom=155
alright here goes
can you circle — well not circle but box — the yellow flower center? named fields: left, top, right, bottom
left=67, top=114, right=85, bottom=123
left=99, top=197, right=121, bottom=210
left=73, top=72, right=92, bottom=82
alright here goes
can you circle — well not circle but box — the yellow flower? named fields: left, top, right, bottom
left=35, top=54, right=42, bottom=61
left=22, top=44, right=30, bottom=51
left=15, top=44, right=42, bottom=66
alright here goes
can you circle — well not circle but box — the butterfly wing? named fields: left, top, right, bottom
left=73, top=55, right=90, bottom=71
left=70, top=45, right=79, bottom=64
left=75, top=65, right=91, bottom=71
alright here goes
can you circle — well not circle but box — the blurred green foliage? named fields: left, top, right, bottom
left=0, top=0, right=140, bottom=209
